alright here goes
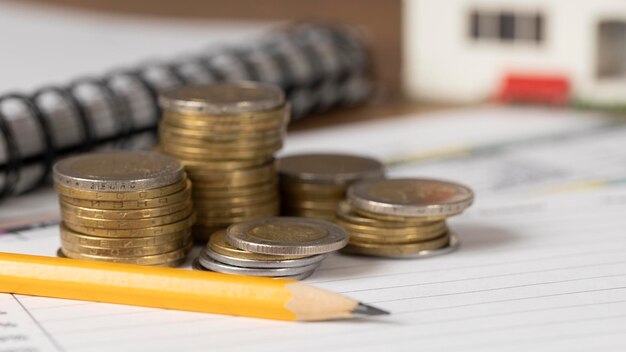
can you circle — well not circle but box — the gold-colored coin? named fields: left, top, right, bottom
left=159, top=136, right=283, bottom=151
left=54, top=175, right=187, bottom=201
left=161, top=117, right=286, bottom=133
left=181, top=158, right=270, bottom=171
left=159, top=127, right=283, bottom=144
left=209, top=230, right=306, bottom=260
left=162, top=119, right=286, bottom=135
left=163, top=104, right=287, bottom=122
left=346, top=229, right=446, bottom=244
left=226, top=217, right=349, bottom=256
left=348, top=178, right=474, bottom=218
left=61, top=236, right=190, bottom=257
left=336, top=218, right=447, bottom=237
left=336, top=201, right=443, bottom=228
left=60, top=225, right=190, bottom=248
left=185, top=163, right=275, bottom=188
left=352, top=207, right=452, bottom=223
left=63, top=213, right=195, bottom=238
left=193, top=193, right=277, bottom=207
left=281, top=208, right=336, bottom=221
left=162, top=107, right=287, bottom=125
left=194, top=201, right=279, bottom=218
left=193, top=209, right=279, bottom=228
left=281, top=199, right=339, bottom=211
left=192, top=181, right=277, bottom=198
left=280, top=181, right=347, bottom=195
left=161, top=143, right=280, bottom=160
left=278, top=153, right=385, bottom=185
left=59, top=243, right=189, bottom=266
left=160, top=119, right=284, bottom=136
left=159, top=132, right=283, bottom=149
left=56, top=248, right=187, bottom=267
left=61, top=205, right=193, bottom=229
left=60, top=181, right=192, bottom=210
left=59, top=200, right=191, bottom=220
left=343, top=233, right=451, bottom=257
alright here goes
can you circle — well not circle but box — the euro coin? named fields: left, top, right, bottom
left=60, top=181, right=192, bottom=210
left=281, top=199, right=339, bottom=211
left=54, top=175, right=187, bottom=201
left=347, top=178, right=474, bottom=218
left=278, top=153, right=385, bottom=185
left=209, top=229, right=309, bottom=261
left=61, top=237, right=190, bottom=257
left=336, top=218, right=447, bottom=238
left=158, top=82, right=285, bottom=115
left=64, top=213, right=196, bottom=238
left=226, top=217, right=348, bottom=256
left=60, top=243, right=189, bottom=265
left=61, top=205, right=193, bottom=229
left=59, top=200, right=191, bottom=220
left=60, top=225, right=191, bottom=248
left=343, top=233, right=451, bottom=257
left=53, top=151, right=184, bottom=192
left=343, top=232, right=461, bottom=259
left=197, top=251, right=320, bottom=277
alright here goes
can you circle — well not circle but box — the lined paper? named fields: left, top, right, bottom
left=3, top=106, right=626, bottom=351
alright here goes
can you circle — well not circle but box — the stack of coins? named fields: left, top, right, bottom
left=278, top=153, right=385, bottom=220
left=158, top=82, right=289, bottom=241
left=338, top=178, right=474, bottom=258
left=194, top=217, right=348, bottom=280
left=53, top=151, right=195, bottom=266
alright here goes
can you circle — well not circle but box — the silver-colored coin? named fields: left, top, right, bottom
left=278, top=153, right=384, bottom=185
left=192, top=258, right=315, bottom=280
left=53, top=151, right=184, bottom=192
left=197, top=251, right=320, bottom=277
left=226, top=217, right=348, bottom=256
left=204, top=245, right=327, bottom=269
left=159, top=81, right=285, bottom=115
left=348, top=178, right=474, bottom=217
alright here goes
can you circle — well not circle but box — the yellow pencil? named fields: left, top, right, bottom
left=0, top=252, right=388, bottom=321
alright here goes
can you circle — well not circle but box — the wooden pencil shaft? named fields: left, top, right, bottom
left=0, top=252, right=305, bottom=321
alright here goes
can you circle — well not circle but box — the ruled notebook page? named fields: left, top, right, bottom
left=3, top=106, right=626, bottom=351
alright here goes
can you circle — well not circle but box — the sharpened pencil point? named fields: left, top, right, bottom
left=353, top=302, right=390, bottom=316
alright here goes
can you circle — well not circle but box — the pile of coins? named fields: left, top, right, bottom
left=157, top=83, right=288, bottom=240
left=194, top=217, right=348, bottom=280
left=278, top=154, right=385, bottom=220
left=158, top=82, right=289, bottom=241
left=53, top=151, right=195, bottom=266
left=337, top=178, right=473, bottom=258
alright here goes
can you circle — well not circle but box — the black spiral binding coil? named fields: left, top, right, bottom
left=0, top=24, right=373, bottom=200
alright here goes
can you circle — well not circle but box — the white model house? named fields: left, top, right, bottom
left=403, top=0, right=626, bottom=105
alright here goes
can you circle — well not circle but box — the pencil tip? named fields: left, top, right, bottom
left=353, top=302, right=390, bottom=316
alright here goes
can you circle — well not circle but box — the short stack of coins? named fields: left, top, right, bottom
left=278, top=153, right=385, bottom=221
left=194, top=217, right=348, bottom=280
left=53, top=151, right=195, bottom=266
left=158, top=82, right=289, bottom=241
left=338, top=178, right=474, bottom=258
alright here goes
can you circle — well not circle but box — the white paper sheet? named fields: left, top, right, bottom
left=3, top=106, right=626, bottom=352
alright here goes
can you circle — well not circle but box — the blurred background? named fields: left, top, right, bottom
left=4, top=0, right=626, bottom=123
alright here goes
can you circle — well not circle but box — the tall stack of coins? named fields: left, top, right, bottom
left=194, top=217, right=348, bottom=280
left=158, top=82, right=289, bottom=241
left=338, top=178, right=473, bottom=258
left=278, top=154, right=385, bottom=220
left=53, top=151, right=195, bottom=266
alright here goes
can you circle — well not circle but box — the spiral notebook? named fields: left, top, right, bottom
left=0, top=2, right=373, bottom=200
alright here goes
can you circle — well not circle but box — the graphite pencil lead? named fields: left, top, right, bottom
left=352, top=302, right=390, bottom=316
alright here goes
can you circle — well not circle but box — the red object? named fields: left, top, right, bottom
left=495, top=73, right=570, bottom=105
